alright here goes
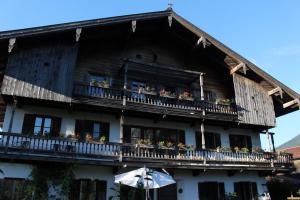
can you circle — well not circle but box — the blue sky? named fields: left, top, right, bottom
left=0, top=0, right=299, bottom=149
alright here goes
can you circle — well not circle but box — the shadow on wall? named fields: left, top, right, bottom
left=1, top=43, right=78, bottom=102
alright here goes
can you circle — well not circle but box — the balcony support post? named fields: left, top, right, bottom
left=199, top=73, right=204, bottom=101
left=201, top=121, right=205, bottom=149
left=5, top=98, right=17, bottom=152
left=270, top=132, right=275, bottom=153
left=119, top=111, right=124, bottom=162
left=123, top=63, right=128, bottom=90
left=266, top=130, right=273, bottom=152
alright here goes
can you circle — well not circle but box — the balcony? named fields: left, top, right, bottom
left=0, top=132, right=293, bottom=171
left=72, top=83, right=238, bottom=121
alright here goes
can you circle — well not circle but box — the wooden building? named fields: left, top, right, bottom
left=0, top=9, right=299, bottom=200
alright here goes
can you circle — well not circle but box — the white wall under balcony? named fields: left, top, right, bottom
left=2, top=105, right=261, bottom=148
left=0, top=162, right=268, bottom=200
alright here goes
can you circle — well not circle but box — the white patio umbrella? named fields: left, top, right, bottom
left=114, top=166, right=176, bottom=200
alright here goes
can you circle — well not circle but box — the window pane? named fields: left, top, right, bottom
left=35, top=117, right=43, bottom=126
left=44, top=118, right=52, bottom=128
left=131, top=128, right=141, bottom=144
left=34, top=126, right=42, bottom=135
left=43, top=127, right=51, bottom=135
left=144, top=129, right=154, bottom=142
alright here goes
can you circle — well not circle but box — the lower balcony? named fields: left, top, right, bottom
left=0, top=132, right=293, bottom=171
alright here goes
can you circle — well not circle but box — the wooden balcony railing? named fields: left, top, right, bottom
left=0, top=132, right=293, bottom=170
left=73, top=83, right=238, bottom=116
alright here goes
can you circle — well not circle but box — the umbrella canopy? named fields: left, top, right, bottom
left=114, top=167, right=176, bottom=189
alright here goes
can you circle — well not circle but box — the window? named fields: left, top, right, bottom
left=0, top=178, right=28, bottom=200
left=33, top=117, right=52, bottom=136
left=70, top=179, right=106, bottom=200
left=198, top=182, right=225, bottom=200
left=22, top=114, right=61, bottom=137
left=234, top=182, right=258, bottom=200
left=195, top=132, right=221, bottom=149
left=158, top=184, right=177, bottom=200
left=131, top=81, right=146, bottom=99
left=204, top=90, right=217, bottom=102
left=229, top=135, right=252, bottom=151
left=123, top=126, right=185, bottom=145
left=75, top=120, right=109, bottom=141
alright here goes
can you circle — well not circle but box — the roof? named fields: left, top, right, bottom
left=0, top=9, right=299, bottom=115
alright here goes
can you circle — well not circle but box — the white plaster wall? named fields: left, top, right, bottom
left=2, top=105, right=120, bottom=143
left=0, top=162, right=268, bottom=200
left=0, top=162, right=32, bottom=179
left=174, top=170, right=267, bottom=200
left=2, top=105, right=261, bottom=148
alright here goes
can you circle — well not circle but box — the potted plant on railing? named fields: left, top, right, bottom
left=240, top=147, right=249, bottom=153
left=66, top=134, right=78, bottom=142
left=98, top=80, right=110, bottom=88
left=178, top=91, right=194, bottom=101
left=216, top=98, right=231, bottom=106
left=233, top=146, right=240, bottom=153
left=85, top=133, right=93, bottom=142
left=90, top=79, right=98, bottom=87
left=225, top=192, right=238, bottom=200
left=252, top=147, right=265, bottom=154
left=218, top=146, right=232, bottom=153
left=99, top=136, right=106, bottom=144
left=159, top=89, right=176, bottom=99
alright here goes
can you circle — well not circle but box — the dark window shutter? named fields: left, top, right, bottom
left=51, top=117, right=61, bottom=137
left=70, top=180, right=80, bottom=200
left=123, top=126, right=131, bottom=143
left=195, top=131, right=202, bottom=149
left=218, top=182, right=225, bottom=200
left=251, top=182, right=258, bottom=199
left=96, top=180, right=107, bottom=200
left=75, top=120, right=84, bottom=139
left=234, top=182, right=242, bottom=199
left=22, top=114, right=35, bottom=135
left=178, top=130, right=185, bottom=144
left=246, top=136, right=252, bottom=150
left=101, top=122, right=110, bottom=141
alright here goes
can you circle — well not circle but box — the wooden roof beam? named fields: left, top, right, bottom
left=283, top=99, right=300, bottom=109
left=230, top=62, right=247, bottom=75
left=131, top=20, right=137, bottom=32
left=168, top=15, right=173, bottom=27
left=8, top=38, right=16, bottom=53
left=75, top=28, right=82, bottom=42
left=268, top=87, right=283, bottom=99
left=197, top=36, right=207, bottom=48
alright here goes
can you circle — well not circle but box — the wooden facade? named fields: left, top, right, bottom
left=1, top=42, right=78, bottom=102
left=233, top=74, right=276, bottom=127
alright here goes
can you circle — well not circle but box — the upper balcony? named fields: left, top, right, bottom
left=0, top=132, right=293, bottom=172
left=72, top=59, right=238, bottom=122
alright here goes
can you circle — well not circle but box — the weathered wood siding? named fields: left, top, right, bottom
left=1, top=43, right=78, bottom=102
left=75, top=36, right=232, bottom=101
left=233, top=73, right=276, bottom=127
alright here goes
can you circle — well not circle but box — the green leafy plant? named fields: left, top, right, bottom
left=109, top=183, right=121, bottom=200
left=166, top=141, right=174, bottom=148
left=177, top=142, right=186, bottom=150
left=225, top=192, right=238, bottom=200
left=219, top=147, right=232, bottom=152
left=23, top=163, right=76, bottom=200
left=240, top=147, right=249, bottom=153
left=99, top=135, right=106, bottom=144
